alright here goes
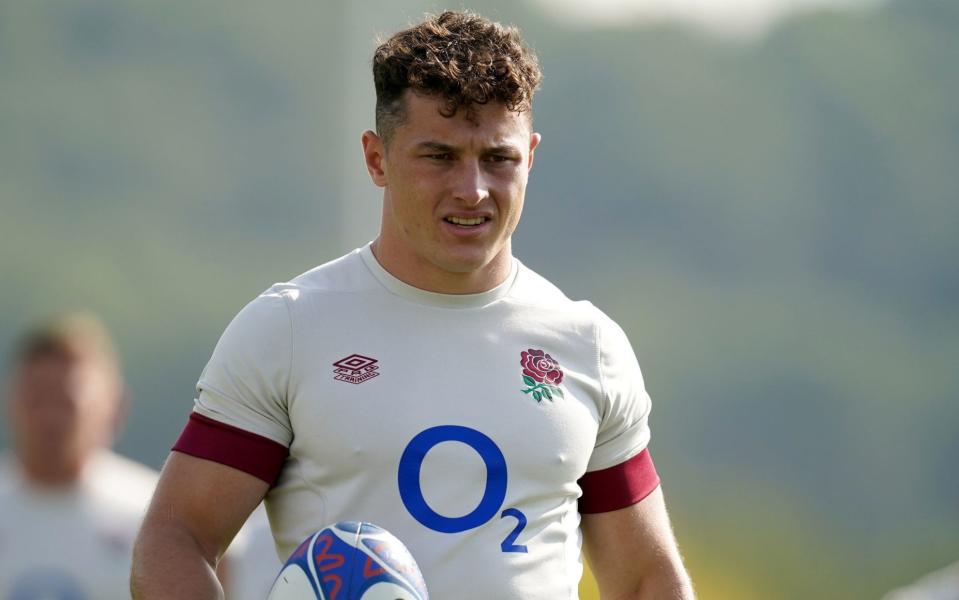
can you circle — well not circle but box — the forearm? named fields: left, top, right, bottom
left=582, top=487, right=695, bottom=600
left=595, top=561, right=695, bottom=600
left=131, top=519, right=224, bottom=600
left=634, top=566, right=695, bottom=600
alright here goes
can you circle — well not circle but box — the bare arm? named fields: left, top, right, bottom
left=581, top=485, right=694, bottom=600
left=131, top=451, right=269, bottom=599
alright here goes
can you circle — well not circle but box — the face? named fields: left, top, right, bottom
left=363, top=91, right=541, bottom=293
left=7, top=351, right=122, bottom=483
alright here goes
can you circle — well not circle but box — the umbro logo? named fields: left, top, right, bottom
left=333, top=354, right=380, bottom=385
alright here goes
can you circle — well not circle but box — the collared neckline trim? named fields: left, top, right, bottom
left=359, top=243, right=518, bottom=309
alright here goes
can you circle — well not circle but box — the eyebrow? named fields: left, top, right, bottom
left=485, top=144, right=522, bottom=156
left=413, top=141, right=522, bottom=155
left=415, top=141, right=456, bottom=153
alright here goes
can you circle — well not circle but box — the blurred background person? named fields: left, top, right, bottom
left=0, top=313, right=158, bottom=599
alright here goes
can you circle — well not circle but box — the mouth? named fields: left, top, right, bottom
left=443, top=216, right=490, bottom=228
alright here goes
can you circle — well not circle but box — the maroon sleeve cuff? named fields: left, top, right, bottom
left=577, top=449, right=661, bottom=514
left=172, top=412, right=289, bottom=486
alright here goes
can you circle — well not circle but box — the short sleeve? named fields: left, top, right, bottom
left=586, top=313, right=653, bottom=472
left=193, top=288, right=294, bottom=447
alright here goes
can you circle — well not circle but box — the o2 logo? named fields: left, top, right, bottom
left=397, top=425, right=528, bottom=553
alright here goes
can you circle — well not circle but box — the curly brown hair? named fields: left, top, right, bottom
left=372, top=11, right=542, bottom=142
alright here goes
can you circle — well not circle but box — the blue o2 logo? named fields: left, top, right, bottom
left=398, top=426, right=506, bottom=533
left=398, top=425, right=528, bottom=553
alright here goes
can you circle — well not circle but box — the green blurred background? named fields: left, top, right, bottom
left=2, top=1, right=957, bottom=597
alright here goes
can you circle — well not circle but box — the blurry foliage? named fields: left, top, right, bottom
left=1, top=0, right=957, bottom=598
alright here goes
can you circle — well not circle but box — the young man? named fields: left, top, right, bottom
left=1, top=313, right=158, bottom=599
left=132, top=11, right=693, bottom=599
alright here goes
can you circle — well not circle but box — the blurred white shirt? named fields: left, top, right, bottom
left=225, top=503, right=283, bottom=600
left=0, top=451, right=158, bottom=600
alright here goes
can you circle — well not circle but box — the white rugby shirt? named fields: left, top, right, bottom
left=175, top=244, right=660, bottom=600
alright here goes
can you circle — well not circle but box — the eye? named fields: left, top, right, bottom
left=485, top=154, right=518, bottom=164
left=426, top=153, right=454, bottom=161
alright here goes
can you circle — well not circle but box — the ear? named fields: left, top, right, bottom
left=362, top=130, right=388, bottom=187
left=527, top=132, right=542, bottom=171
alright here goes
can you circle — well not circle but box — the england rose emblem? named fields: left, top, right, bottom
left=520, top=348, right=565, bottom=402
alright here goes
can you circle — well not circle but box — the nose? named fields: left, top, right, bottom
left=452, top=159, right=490, bottom=206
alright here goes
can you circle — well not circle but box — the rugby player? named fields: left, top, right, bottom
left=132, top=11, right=694, bottom=599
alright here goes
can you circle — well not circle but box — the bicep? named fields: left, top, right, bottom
left=143, top=450, right=270, bottom=563
left=581, top=485, right=689, bottom=599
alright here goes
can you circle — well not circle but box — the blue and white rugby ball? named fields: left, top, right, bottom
left=268, top=521, right=428, bottom=600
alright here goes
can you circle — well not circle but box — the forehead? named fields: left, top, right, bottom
left=395, top=91, right=531, bottom=148
left=14, top=350, right=114, bottom=387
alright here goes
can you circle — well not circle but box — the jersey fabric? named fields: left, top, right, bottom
left=175, top=244, right=660, bottom=600
left=0, top=451, right=158, bottom=600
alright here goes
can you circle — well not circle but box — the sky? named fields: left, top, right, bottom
left=527, top=0, right=888, bottom=38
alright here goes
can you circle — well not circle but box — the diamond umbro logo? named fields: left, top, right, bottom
left=332, top=354, right=380, bottom=385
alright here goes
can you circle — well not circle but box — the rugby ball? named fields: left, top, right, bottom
left=268, top=521, right=428, bottom=600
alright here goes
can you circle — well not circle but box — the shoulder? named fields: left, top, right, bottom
left=218, top=248, right=374, bottom=335
left=508, top=260, right=645, bottom=374
left=230, top=247, right=383, bottom=330
left=508, top=260, right=572, bottom=306
left=509, top=259, right=625, bottom=335
left=285, top=247, right=380, bottom=297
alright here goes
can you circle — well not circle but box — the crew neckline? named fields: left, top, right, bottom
left=359, top=243, right=518, bottom=309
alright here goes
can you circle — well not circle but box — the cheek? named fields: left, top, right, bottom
left=499, top=172, right=527, bottom=214
left=502, top=193, right=525, bottom=233
left=392, top=169, right=442, bottom=210
left=387, top=184, right=426, bottom=230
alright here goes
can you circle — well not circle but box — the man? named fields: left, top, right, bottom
left=1, top=313, right=158, bottom=599
left=132, top=11, right=694, bottom=599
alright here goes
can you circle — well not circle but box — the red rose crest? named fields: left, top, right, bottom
left=520, top=348, right=565, bottom=402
